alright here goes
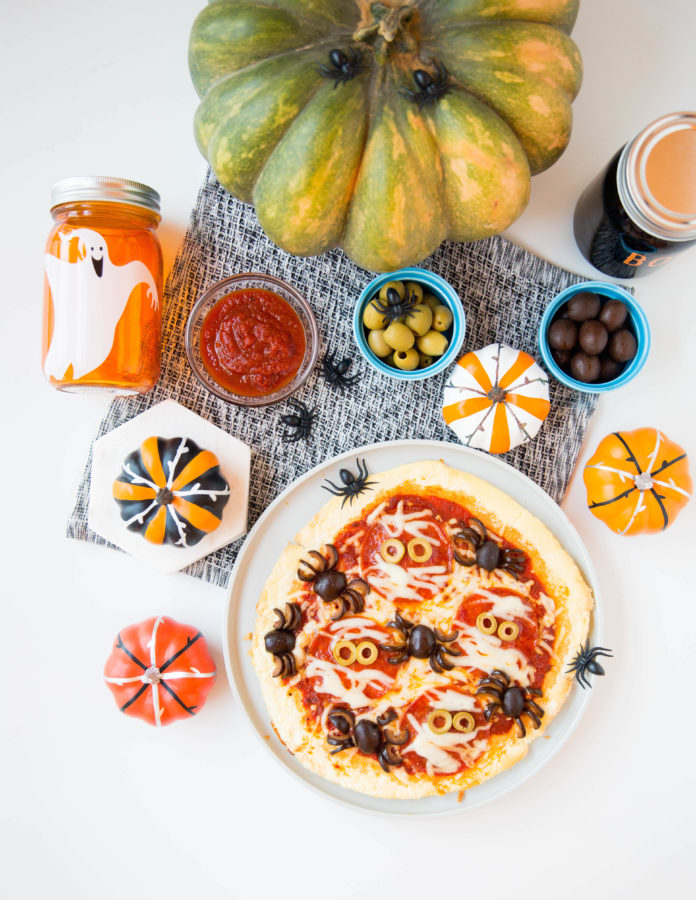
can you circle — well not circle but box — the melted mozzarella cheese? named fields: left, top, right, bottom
left=365, top=558, right=449, bottom=602
left=366, top=500, right=442, bottom=544
left=304, top=656, right=394, bottom=708
left=320, top=616, right=386, bottom=644
left=452, top=621, right=534, bottom=684
left=406, top=713, right=487, bottom=776
left=465, top=587, right=536, bottom=624
left=425, top=689, right=478, bottom=712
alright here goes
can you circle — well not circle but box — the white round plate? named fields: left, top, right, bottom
left=223, top=440, right=602, bottom=816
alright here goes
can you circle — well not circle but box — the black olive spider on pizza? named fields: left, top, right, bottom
left=380, top=611, right=461, bottom=674
left=264, top=603, right=302, bottom=678
left=297, top=543, right=370, bottom=620
left=453, top=517, right=526, bottom=579
left=476, top=670, right=545, bottom=738
left=326, top=707, right=409, bottom=772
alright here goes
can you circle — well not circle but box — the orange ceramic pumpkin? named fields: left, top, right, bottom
left=583, top=428, right=692, bottom=536
left=104, top=616, right=216, bottom=726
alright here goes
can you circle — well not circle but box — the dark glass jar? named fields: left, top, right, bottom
left=574, top=112, right=696, bottom=278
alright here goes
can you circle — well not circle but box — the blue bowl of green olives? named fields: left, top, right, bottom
left=353, top=268, right=465, bottom=380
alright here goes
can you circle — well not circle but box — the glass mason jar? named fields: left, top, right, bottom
left=574, top=112, right=696, bottom=278
left=42, top=176, right=163, bottom=393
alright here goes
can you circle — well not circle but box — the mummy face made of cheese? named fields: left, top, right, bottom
left=359, top=500, right=453, bottom=603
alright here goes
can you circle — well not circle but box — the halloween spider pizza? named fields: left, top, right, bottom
left=251, top=460, right=593, bottom=799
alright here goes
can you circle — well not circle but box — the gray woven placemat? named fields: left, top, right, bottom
left=67, top=168, right=599, bottom=587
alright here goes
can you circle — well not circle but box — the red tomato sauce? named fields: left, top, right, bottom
left=199, top=288, right=305, bottom=397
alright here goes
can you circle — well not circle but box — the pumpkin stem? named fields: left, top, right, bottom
left=353, top=2, right=418, bottom=50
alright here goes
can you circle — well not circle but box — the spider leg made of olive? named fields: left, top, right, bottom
left=264, top=603, right=302, bottom=678
left=280, top=398, right=314, bottom=443
left=567, top=641, right=613, bottom=689
left=321, top=350, right=360, bottom=389
left=476, top=671, right=545, bottom=738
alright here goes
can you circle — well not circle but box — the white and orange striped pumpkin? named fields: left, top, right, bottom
left=442, top=343, right=550, bottom=454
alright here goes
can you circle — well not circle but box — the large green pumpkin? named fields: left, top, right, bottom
left=189, top=0, right=582, bottom=272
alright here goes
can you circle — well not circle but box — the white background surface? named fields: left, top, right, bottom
left=2, top=2, right=694, bottom=898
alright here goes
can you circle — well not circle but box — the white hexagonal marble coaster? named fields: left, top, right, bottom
left=88, top=399, right=250, bottom=574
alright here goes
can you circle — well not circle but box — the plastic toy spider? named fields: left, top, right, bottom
left=316, top=47, right=363, bottom=86
left=453, top=517, right=526, bottom=579
left=567, top=642, right=612, bottom=689
left=280, top=398, right=314, bottom=442
left=297, top=543, right=370, bottom=620
left=369, top=286, right=419, bottom=325
left=321, top=350, right=360, bottom=389
left=380, top=611, right=461, bottom=674
left=322, top=459, right=376, bottom=507
left=402, top=62, right=452, bottom=106
left=264, top=603, right=302, bottom=678
left=476, top=670, right=544, bottom=738
left=326, top=707, right=409, bottom=772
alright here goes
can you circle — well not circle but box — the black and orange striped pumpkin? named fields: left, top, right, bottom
left=113, top=436, right=230, bottom=547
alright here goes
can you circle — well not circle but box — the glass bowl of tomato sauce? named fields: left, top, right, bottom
left=185, top=273, right=319, bottom=407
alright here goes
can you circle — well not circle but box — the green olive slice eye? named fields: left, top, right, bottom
left=497, top=621, right=519, bottom=642
left=355, top=640, right=378, bottom=665
left=427, top=709, right=453, bottom=734
left=333, top=640, right=357, bottom=666
left=476, top=612, right=498, bottom=635
left=452, top=711, right=475, bottom=733
left=381, top=538, right=406, bottom=562
left=407, top=538, right=432, bottom=562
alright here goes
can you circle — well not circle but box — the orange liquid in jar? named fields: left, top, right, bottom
left=42, top=200, right=162, bottom=393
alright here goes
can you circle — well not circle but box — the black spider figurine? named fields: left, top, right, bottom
left=297, top=543, right=370, bottom=620
left=326, top=707, right=409, bottom=772
left=321, top=350, right=360, bottom=389
left=316, top=47, right=363, bottom=86
left=369, top=286, right=419, bottom=325
left=280, top=398, right=314, bottom=442
left=476, top=670, right=544, bottom=738
left=453, top=517, right=526, bottom=579
left=322, top=459, right=376, bottom=508
left=567, top=642, right=612, bottom=689
left=264, top=603, right=302, bottom=678
left=402, top=62, right=452, bottom=106
left=380, top=611, right=461, bottom=674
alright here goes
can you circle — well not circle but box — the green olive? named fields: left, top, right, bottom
left=417, top=330, right=448, bottom=356
left=418, top=352, right=435, bottom=369
left=363, top=301, right=388, bottom=331
left=432, top=305, right=453, bottom=332
left=404, top=303, right=433, bottom=337
left=367, top=328, right=392, bottom=358
left=422, top=292, right=440, bottom=311
left=383, top=321, right=415, bottom=352
left=405, top=281, right=424, bottom=303
left=392, top=348, right=420, bottom=370
left=379, top=280, right=405, bottom=303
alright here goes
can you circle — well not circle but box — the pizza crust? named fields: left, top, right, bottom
left=252, top=460, right=593, bottom=799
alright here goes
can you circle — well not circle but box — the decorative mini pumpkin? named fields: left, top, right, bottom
left=104, top=616, right=216, bottom=726
left=188, top=0, right=582, bottom=272
left=583, top=428, right=692, bottom=535
left=113, top=436, right=230, bottom=547
left=442, top=343, right=550, bottom=454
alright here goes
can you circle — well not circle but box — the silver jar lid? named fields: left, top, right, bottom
left=618, top=112, right=696, bottom=242
left=50, top=176, right=160, bottom=214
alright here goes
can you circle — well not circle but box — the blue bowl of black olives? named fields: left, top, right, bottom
left=353, top=268, right=465, bottom=380
left=539, top=281, right=650, bottom=392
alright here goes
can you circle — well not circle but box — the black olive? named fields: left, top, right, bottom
left=409, top=625, right=436, bottom=659
left=476, top=540, right=501, bottom=571
left=264, top=629, right=295, bottom=654
left=328, top=712, right=352, bottom=734
left=313, top=569, right=347, bottom=601
left=502, top=686, right=525, bottom=718
left=354, top=719, right=382, bottom=755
